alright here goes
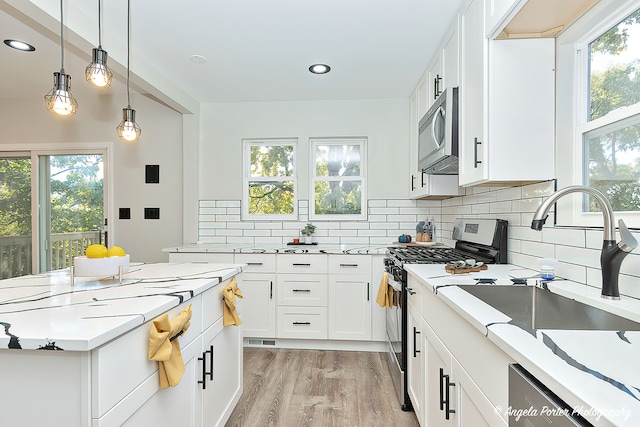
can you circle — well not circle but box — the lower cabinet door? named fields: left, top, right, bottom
left=201, top=318, right=243, bottom=427
left=407, top=306, right=425, bottom=426
left=426, top=326, right=454, bottom=427
left=240, top=273, right=276, bottom=338
left=120, top=337, right=200, bottom=427
left=328, top=275, right=371, bottom=340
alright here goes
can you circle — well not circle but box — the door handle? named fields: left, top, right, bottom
left=293, top=321, right=311, bottom=325
left=207, top=345, right=213, bottom=381
left=367, top=282, right=370, bottom=301
left=411, top=174, right=416, bottom=191
left=270, top=281, right=273, bottom=299
left=413, top=327, right=421, bottom=358
left=445, top=374, right=456, bottom=420
left=439, top=368, right=445, bottom=410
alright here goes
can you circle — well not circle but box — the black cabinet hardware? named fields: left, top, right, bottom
left=292, top=289, right=311, bottom=292
left=439, top=368, right=455, bottom=419
left=407, top=287, right=416, bottom=295
left=413, top=327, right=421, bottom=358
left=207, top=345, right=214, bottom=381
left=339, top=263, right=358, bottom=267
left=247, top=262, right=263, bottom=266
left=440, top=368, right=445, bottom=410
left=269, top=281, right=273, bottom=299
left=198, top=346, right=213, bottom=390
left=421, top=170, right=427, bottom=188
left=411, top=175, right=416, bottom=191
left=434, top=74, right=442, bottom=99
left=474, top=137, right=482, bottom=168
left=293, top=321, right=311, bottom=325
left=367, top=282, right=370, bottom=301
left=293, top=263, right=311, bottom=266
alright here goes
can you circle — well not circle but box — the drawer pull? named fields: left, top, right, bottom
left=270, top=281, right=273, bottom=299
left=339, top=263, right=359, bottom=267
left=292, top=263, right=311, bottom=266
left=293, top=322, right=311, bottom=325
left=407, top=287, right=417, bottom=295
left=292, top=289, right=311, bottom=292
left=247, top=262, right=264, bottom=266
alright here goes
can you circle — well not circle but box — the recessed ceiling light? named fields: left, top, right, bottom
left=4, top=39, right=35, bottom=51
left=309, top=64, right=331, bottom=74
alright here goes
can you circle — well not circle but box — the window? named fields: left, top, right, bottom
left=310, top=138, right=366, bottom=220
left=557, top=2, right=640, bottom=228
left=243, top=139, right=297, bottom=220
left=582, top=7, right=640, bottom=214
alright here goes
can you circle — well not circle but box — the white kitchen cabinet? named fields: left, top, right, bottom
left=235, top=253, right=276, bottom=338
left=407, top=273, right=511, bottom=427
left=484, top=0, right=525, bottom=37
left=328, top=274, right=371, bottom=340
left=427, top=54, right=443, bottom=108
left=459, top=0, right=555, bottom=186
left=442, top=18, right=460, bottom=90
left=407, top=304, right=426, bottom=426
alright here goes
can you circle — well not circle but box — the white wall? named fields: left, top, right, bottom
left=199, top=98, right=409, bottom=201
left=0, top=93, right=184, bottom=263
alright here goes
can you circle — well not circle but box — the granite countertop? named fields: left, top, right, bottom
left=162, top=242, right=399, bottom=255
left=404, top=264, right=640, bottom=427
left=0, top=263, right=243, bottom=352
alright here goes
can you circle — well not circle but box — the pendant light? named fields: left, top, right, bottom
left=44, top=0, right=78, bottom=116
left=116, top=0, right=141, bottom=142
left=85, top=0, right=113, bottom=87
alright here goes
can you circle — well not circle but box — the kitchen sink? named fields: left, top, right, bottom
left=457, top=285, right=640, bottom=331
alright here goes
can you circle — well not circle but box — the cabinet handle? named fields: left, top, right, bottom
left=247, top=262, right=263, bottom=266
left=421, top=170, right=426, bottom=188
left=292, top=263, right=311, bottom=266
left=270, top=281, right=273, bottom=299
left=445, top=374, right=456, bottom=420
left=474, top=137, right=482, bottom=168
left=292, top=289, right=311, bottom=292
left=411, top=174, right=416, bottom=191
left=207, top=345, right=214, bottom=381
left=367, top=282, right=370, bottom=301
left=293, top=321, right=311, bottom=325
left=413, top=327, right=421, bottom=358
left=198, top=349, right=209, bottom=390
left=339, top=263, right=358, bottom=267
left=434, top=74, right=442, bottom=99
left=407, top=287, right=416, bottom=295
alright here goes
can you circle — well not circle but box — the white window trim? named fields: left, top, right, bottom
left=556, top=0, right=640, bottom=229
left=242, top=138, right=298, bottom=221
left=309, top=137, right=367, bottom=221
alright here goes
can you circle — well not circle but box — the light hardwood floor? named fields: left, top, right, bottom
left=225, top=347, right=420, bottom=427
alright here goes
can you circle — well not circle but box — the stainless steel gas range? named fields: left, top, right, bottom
left=383, top=218, right=508, bottom=411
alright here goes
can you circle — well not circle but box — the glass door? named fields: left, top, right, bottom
left=0, top=155, right=33, bottom=279
left=38, top=154, right=105, bottom=273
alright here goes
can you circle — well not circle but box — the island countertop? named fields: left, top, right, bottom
left=0, top=262, right=244, bottom=352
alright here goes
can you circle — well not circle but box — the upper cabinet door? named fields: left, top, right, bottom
left=442, top=17, right=460, bottom=90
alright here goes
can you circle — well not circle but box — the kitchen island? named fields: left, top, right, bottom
left=0, top=262, right=245, bottom=427
left=404, top=264, right=640, bottom=427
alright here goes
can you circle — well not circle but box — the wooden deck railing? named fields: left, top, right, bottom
left=0, top=231, right=101, bottom=279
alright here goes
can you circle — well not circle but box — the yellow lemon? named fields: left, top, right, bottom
left=86, top=244, right=108, bottom=258
left=107, top=245, right=126, bottom=257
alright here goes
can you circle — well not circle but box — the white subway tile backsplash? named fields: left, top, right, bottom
left=216, top=200, right=241, bottom=208
left=542, top=227, right=585, bottom=247
left=520, top=240, right=555, bottom=259
left=387, top=199, right=417, bottom=207
left=367, top=214, right=388, bottom=222
left=370, top=222, right=398, bottom=230
left=368, top=200, right=387, bottom=207
left=255, top=222, right=282, bottom=230
left=387, top=214, right=417, bottom=222
left=490, top=201, right=513, bottom=214
left=216, top=214, right=241, bottom=222
left=369, top=207, right=400, bottom=215
left=199, top=207, right=226, bottom=215
left=340, top=222, right=370, bottom=230
left=556, top=245, right=600, bottom=268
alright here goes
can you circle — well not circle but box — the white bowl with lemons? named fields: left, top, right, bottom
left=73, top=245, right=130, bottom=277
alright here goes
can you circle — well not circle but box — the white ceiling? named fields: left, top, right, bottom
left=0, top=0, right=466, bottom=111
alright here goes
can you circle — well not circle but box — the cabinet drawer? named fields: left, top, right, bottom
left=277, top=306, right=327, bottom=339
left=277, top=274, right=328, bottom=306
left=92, top=297, right=202, bottom=418
left=277, top=254, right=327, bottom=274
left=328, top=255, right=372, bottom=275
left=407, top=275, right=424, bottom=313
left=234, top=253, right=276, bottom=273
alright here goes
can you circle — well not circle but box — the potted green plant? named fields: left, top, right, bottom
left=301, top=222, right=316, bottom=244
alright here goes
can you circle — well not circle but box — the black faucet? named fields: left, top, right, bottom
left=531, top=185, right=637, bottom=300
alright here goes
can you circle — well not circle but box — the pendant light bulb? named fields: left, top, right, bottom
left=45, top=71, right=78, bottom=116
left=46, top=0, right=78, bottom=116
left=86, top=47, right=113, bottom=87
left=117, top=107, right=141, bottom=142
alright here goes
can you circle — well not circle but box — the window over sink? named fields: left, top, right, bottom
left=557, top=0, right=640, bottom=228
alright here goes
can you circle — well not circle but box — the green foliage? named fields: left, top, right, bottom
left=0, top=158, right=32, bottom=236
left=587, top=8, right=640, bottom=212
left=248, top=145, right=295, bottom=215
left=301, top=222, right=316, bottom=236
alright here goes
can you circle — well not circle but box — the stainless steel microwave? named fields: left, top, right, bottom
left=418, top=87, right=459, bottom=174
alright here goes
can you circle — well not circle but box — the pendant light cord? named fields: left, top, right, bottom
left=126, top=0, right=131, bottom=108
left=98, top=0, right=103, bottom=48
left=59, top=0, right=65, bottom=73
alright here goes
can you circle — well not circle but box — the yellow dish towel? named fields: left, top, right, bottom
left=376, top=271, right=394, bottom=309
left=223, top=277, right=243, bottom=326
left=148, top=304, right=192, bottom=389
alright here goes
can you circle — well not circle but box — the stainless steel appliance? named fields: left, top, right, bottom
left=509, top=364, right=592, bottom=426
left=384, top=218, right=508, bottom=411
left=418, top=87, right=459, bottom=174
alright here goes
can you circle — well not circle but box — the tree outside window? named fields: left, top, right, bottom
left=585, top=7, right=640, bottom=213
left=310, top=139, right=366, bottom=220
left=243, top=140, right=297, bottom=219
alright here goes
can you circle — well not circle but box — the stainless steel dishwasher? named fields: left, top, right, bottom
left=509, top=364, right=592, bottom=426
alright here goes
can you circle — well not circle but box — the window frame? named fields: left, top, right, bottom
left=309, top=137, right=367, bottom=221
left=242, top=138, right=298, bottom=221
left=556, top=0, right=640, bottom=229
